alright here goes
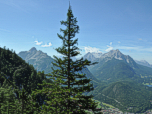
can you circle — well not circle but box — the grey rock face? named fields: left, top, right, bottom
left=83, top=49, right=139, bottom=70
left=17, top=47, right=54, bottom=71
left=91, top=52, right=102, bottom=58
left=18, top=47, right=49, bottom=62
left=135, top=60, right=152, bottom=68
left=100, top=49, right=123, bottom=60
left=82, top=52, right=97, bottom=62
left=29, top=47, right=37, bottom=52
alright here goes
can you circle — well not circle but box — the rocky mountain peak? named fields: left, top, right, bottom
left=29, top=47, right=37, bottom=52
left=109, top=49, right=120, bottom=53
left=140, top=60, right=148, bottom=63
left=83, top=52, right=97, bottom=62
left=103, top=49, right=122, bottom=58
left=116, top=49, right=120, bottom=51
left=135, top=59, right=152, bottom=68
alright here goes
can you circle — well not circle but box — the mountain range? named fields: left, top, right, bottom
left=17, top=47, right=152, bottom=113
left=17, top=47, right=152, bottom=90
left=17, top=47, right=101, bottom=89
left=57, top=49, right=152, bottom=69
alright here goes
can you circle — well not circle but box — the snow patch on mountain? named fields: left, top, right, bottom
left=114, top=57, right=123, bottom=60
left=126, top=59, right=129, bottom=63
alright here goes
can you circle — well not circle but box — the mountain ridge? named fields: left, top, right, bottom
left=17, top=47, right=102, bottom=89
left=82, top=49, right=139, bottom=72
left=135, top=59, right=152, bottom=68
left=17, top=47, right=152, bottom=113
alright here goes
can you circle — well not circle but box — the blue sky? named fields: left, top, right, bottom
left=0, top=0, right=152, bottom=64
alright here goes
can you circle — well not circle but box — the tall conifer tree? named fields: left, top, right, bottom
left=31, top=1, right=103, bottom=114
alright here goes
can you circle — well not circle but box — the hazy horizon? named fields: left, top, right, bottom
left=0, top=0, right=152, bottom=64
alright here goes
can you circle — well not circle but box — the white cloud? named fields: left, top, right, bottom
left=105, top=45, right=113, bottom=52
left=84, top=46, right=102, bottom=53
left=105, top=42, right=114, bottom=52
left=41, top=42, right=52, bottom=47
left=118, top=41, right=121, bottom=43
left=34, top=41, right=43, bottom=45
left=34, top=40, right=52, bottom=47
